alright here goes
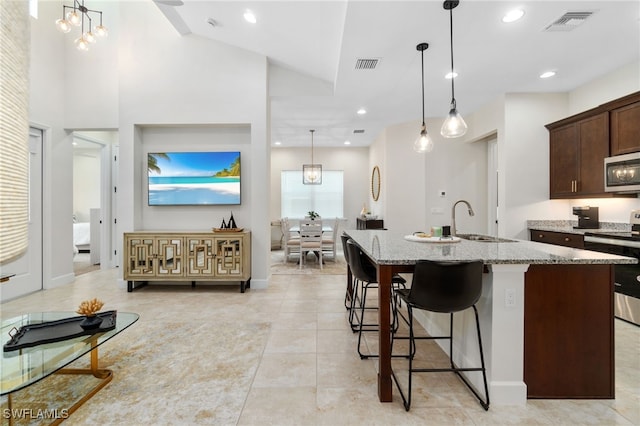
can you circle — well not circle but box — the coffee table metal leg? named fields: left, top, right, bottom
left=55, top=341, right=113, bottom=425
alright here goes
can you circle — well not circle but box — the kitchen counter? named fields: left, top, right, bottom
left=344, top=229, right=635, bottom=406
left=527, top=219, right=631, bottom=235
left=345, top=229, right=636, bottom=265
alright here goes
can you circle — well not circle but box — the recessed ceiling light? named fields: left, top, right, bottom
left=274, top=141, right=281, bottom=145
left=445, top=71, right=458, bottom=79
left=357, top=108, right=367, bottom=115
left=540, top=70, right=556, bottom=79
left=344, top=141, right=351, bottom=145
left=502, top=9, right=525, bottom=23
left=243, top=10, right=256, bottom=24
left=72, top=142, right=78, bottom=146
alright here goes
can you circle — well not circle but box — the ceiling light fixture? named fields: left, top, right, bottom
left=274, top=141, right=281, bottom=145
left=413, top=42, right=434, bottom=153
left=502, top=9, right=525, bottom=23
left=303, top=130, right=322, bottom=184
left=344, top=141, right=351, bottom=145
left=55, top=0, right=107, bottom=51
left=445, top=71, right=458, bottom=79
left=540, top=70, right=556, bottom=79
left=357, top=108, right=367, bottom=115
left=243, top=10, right=257, bottom=24
left=441, top=0, right=468, bottom=138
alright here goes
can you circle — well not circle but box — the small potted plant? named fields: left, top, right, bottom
left=307, top=211, right=320, bottom=220
left=77, top=298, right=105, bottom=330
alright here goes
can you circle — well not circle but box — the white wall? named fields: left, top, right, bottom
left=140, top=126, right=251, bottom=230
left=29, top=2, right=74, bottom=286
left=270, top=147, right=369, bottom=230
left=115, top=2, right=270, bottom=287
left=73, top=151, right=101, bottom=222
left=28, top=1, right=271, bottom=288
left=372, top=118, right=487, bottom=236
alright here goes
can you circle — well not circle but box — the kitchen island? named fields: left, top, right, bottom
left=343, top=229, right=637, bottom=406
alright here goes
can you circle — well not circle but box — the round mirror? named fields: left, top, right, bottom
left=371, top=166, right=381, bottom=201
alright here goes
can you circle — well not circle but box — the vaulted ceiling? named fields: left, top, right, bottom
left=154, top=1, right=640, bottom=148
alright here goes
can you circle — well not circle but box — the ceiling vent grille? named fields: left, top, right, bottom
left=353, top=129, right=365, bottom=134
left=355, top=58, right=379, bottom=70
left=544, top=11, right=594, bottom=31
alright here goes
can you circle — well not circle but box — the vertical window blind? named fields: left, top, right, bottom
left=281, top=171, right=344, bottom=219
left=0, top=0, right=30, bottom=263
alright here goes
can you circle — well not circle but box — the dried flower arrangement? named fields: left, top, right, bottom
left=76, top=298, right=104, bottom=317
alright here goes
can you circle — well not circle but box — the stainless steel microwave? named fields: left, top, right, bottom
left=604, top=152, right=640, bottom=193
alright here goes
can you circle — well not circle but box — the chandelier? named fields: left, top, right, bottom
left=55, top=0, right=107, bottom=51
left=302, top=130, right=322, bottom=185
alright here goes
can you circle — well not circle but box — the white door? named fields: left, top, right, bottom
left=1, top=128, right=43, bottom=301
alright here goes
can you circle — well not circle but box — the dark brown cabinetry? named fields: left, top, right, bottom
left=524, top=264, right=614, bottom=398
left=547, top=112, right=609, bottom=198
left=546, top=91, right=640, bottom=199
left=530, top=230, right=584, bottom=249
left=356, top=218, right=384, bottom=229
left=610, top=93, right=640, bottom=155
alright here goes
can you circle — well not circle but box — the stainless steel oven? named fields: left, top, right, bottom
left=584, top=233, right=640, bottom=326
left=604, top=152, right=640, bottom=193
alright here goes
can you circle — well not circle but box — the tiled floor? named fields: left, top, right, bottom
left=1, top=255, right=639, bottom=425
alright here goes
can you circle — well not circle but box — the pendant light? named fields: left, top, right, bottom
left=441, top=0, right=468, bottom=138
left=302, top=130, right=322, bottom=184
left=414, top=42, right=434, bottom=153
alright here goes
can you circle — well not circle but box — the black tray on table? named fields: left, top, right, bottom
left=3, top=310, right=118, bottom=352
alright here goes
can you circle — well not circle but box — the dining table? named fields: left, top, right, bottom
left=342, top=229, right=636, bottom=405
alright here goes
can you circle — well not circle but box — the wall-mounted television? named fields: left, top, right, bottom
left=148, top=151, right=241, bottom=206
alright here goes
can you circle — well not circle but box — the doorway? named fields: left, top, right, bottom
left=72, top=132, right=116, bottom=275
left=1, top=128, right=43, bottom=301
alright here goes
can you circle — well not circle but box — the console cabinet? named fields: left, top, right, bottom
left=123, top=231, right=251, bottom=293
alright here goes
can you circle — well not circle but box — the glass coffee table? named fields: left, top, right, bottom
left=1, top=312, right=138, bottom=425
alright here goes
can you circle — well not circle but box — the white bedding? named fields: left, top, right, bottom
left=73, top=222, right=91, bottom=248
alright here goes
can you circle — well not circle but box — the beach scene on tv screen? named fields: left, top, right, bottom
left=148, top=152, right=241, bottom=205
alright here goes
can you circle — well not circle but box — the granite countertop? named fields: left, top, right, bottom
left=343, top=229, right=637, bottom=266
left=527, top=220, right=631, bottom=235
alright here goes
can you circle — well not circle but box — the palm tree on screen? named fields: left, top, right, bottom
left=148, top=153, right=170, bottom=174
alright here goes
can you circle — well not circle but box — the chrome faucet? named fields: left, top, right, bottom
left=451, top=200, right=475, bottom=236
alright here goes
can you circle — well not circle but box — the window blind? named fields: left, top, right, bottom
left=0, top=0, right=30, bottom=263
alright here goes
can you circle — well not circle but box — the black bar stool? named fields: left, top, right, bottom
left=391, top=259, right=489, bottom=411
left=345, top=240, right=406, bottom=359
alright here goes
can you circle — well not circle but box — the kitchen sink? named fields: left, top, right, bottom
left=457, top=234, right=516, bottom=243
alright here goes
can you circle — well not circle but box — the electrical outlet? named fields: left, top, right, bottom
left=505, top=288, right=516, bottom=307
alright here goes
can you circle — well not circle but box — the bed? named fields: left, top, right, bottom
left=73, top=222, right=91, bottom=253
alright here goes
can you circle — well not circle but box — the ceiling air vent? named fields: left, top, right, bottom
left=353, top=129, right=365, bottom=134
left=544, top=11, right=594, bottom=32
left=355, top=58, right=379, bottom=70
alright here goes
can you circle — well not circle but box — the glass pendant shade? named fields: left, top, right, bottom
left=85, top=31, right=96, bottom=43
left=74, top=36, right=90, bottom=51
left=441, top=106, right=468, bottom=138
left=95, top=25, right=108, bottom=37
left=303, top=164, right=322, bottom=185
left=67, top=11, right=81, bottom=26
left=56, top=18, right=72, bottom=33
left=413, top=126, right=434, bottom=153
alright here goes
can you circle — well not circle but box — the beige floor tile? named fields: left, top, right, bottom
left=1, top=251, right=639, bottom=426
left=252, top=353, right=317, bottom=388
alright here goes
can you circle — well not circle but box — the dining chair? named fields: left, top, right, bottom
left=299, top=220, right=323, bottom=269
left=390, top=259, right=489, bottom=411
left=280, top=217, right=300, bottom=263
left=322, top=218, right=339, bottom=261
